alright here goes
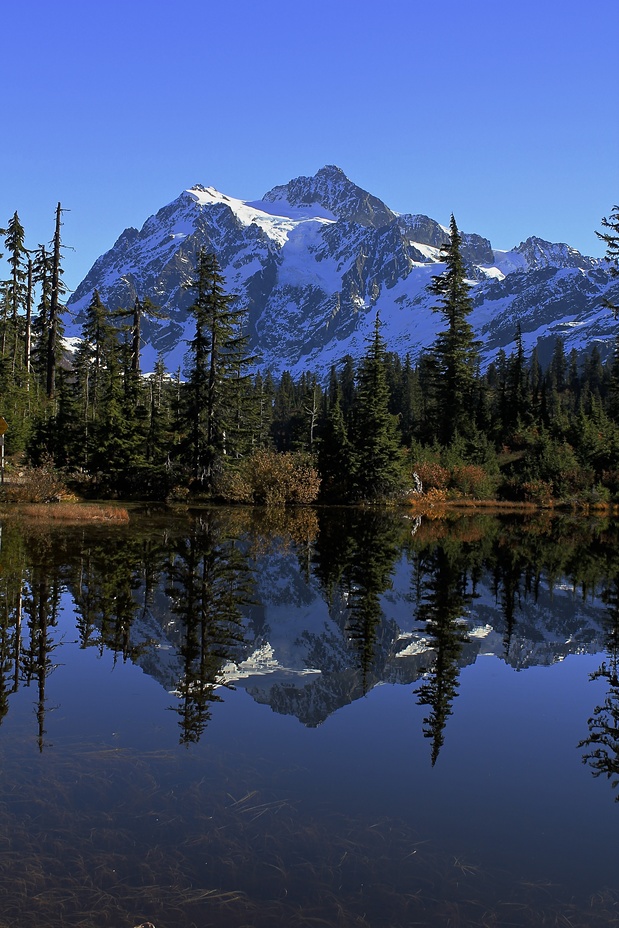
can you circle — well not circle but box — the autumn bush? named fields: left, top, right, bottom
left=449, top=464, right=497, bottom=499
left=2, top=456, right=74, bottom=503
left=413, top=461, right=450, bottom=491
left=521, top=479, right=555, bottom=507
left=215, top=450, right=321, bottom=505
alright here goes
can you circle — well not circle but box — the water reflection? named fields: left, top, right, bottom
left=414, top=544, right=472, bottom=765
left=579, top=576, right=619, bottom=798
left=0, top=508, right=618, bottom=926
left=313, top=509, right=402, bottom=694
left=165, top=512, right=252, bottom=743
left=0, top=510, right=618, bottom=755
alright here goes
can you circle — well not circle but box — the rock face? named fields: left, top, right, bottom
left=67, top=166, right=618, bottom=377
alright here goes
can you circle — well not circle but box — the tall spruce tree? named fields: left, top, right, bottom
left=181, top=249, right=253, bottom=486
left=428, top=214, right=479, bottom=443
left=46, top=203, right=67, bottom=400
left=31, top=244, right=53, bottom=381
left=351, top=313, right=403, bottom=501
left=317, top=381, right=354, bottom=501
left=596, top=205, right=619, bottom=315
left=3, top=212, right=27, bottom=372
left=597, top=206, right=619, bottom=274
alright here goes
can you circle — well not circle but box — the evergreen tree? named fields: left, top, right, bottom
left=428, top=214, right=479, bottom=443
left=71, top=289, right=119, bottom=467
left=3, top=212, right=28, bottom=372
left=271, top=371, right=297, bottom=450
left=46, top=203, right=67, bottom=400
left=180, top=249, right=253, bottom=486
left=350, top=313, right=403, bottom=500
left=597, top=205, right=619, bottom=311
left=505, top=323, right=529, bottom=429
left=114, top=296, right=166, bottom=400
left=339, top=354, right=357, bottom=425
left=317, top=382, right=354, bottom=501
left=252, top=371, right=274, bottom=449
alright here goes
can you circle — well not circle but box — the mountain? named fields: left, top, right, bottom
left=123, top=547, right=608, bottom=729
left=67, top=165, right=618, bottom=376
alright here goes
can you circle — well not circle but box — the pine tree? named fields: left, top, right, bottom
left=597, top=206, right=619, bottom=275
left=317, top=383, right=354, bottom=501
left=505, top=323, right=529, bottom=430
left=180, top=249, right=252, bottom=486
left=74, top=289, right=118, bottom=429
left=114, top=296, right=166, bottom=399
left=3, top=212, right=28, bottom=372
left=428, top=214, right=479, bottom=443
left=46, top=203, right=67, bottom=400
left=31, top=245, right=53, bottom=382
left=350, top=313, right=404, bottom=501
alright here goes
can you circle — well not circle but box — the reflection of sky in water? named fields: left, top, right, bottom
left=1, top=512, right=618, bottom=926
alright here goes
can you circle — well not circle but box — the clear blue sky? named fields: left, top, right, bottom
left=2, top=0, right=617, bottom=292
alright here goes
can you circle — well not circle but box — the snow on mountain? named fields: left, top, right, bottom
left=66, top=166, right=616, bottom=377
left=124, top=546, right=609, bottom=728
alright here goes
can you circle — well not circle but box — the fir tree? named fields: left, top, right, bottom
left=46, top=203, right=67, bottom=400
left=3, top=212, right=27, bottom=372
left=428, top=214, right=479, bottom=443
left=31, top=245, right=53, bottom=382
left=505, top=323, right=529, bottom=430
left=350, top=313, right=403, bottom=501
left=317, top=382, right=354, bottom=501
left=180, top=249, right=253, bottom=486
left=72, top=289, right=119, bottom=467
left=597, top=205, right=619, bottom=316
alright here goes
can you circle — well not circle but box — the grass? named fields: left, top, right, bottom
left=0, top=501, right=130, bottom=522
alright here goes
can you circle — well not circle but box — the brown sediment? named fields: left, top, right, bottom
left=0, top=742, right=617, bottom=928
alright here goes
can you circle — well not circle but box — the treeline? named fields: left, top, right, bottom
left=1, top=205, right=619, bottom=505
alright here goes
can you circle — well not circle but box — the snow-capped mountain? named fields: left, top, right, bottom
left=67, top=165, right=618, bottom=376
left=128, top=545, right=609, bottom=729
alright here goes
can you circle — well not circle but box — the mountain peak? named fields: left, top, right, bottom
left=315, top=164, right=346, bottom=178
left=261, top=165, right=395, bottom=229
left=66, top=167, right=611, bottom=380
left=514, top=235, right=596, bottom=271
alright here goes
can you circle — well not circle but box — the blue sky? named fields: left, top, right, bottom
left=2, top=0, right=617, bottom=291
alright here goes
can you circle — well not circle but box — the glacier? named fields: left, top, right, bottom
left=66, top=165, right=619, bottom=378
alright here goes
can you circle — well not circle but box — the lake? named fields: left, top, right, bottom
left=0, top=506, right=618, bottom=927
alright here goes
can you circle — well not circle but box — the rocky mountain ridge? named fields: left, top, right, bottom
left=130, top=548, right=608, bottom=729
left=67, top=165, right=618, bottom=376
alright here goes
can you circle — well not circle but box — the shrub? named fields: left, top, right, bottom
left=215, top=450, right=321, bottom=506
left=449, top=464, right=497, bottom=499
left=521, top=480, right=554, bottom=507
left=2, top=456, right=72, bottom=503
left=413, top=461, right=450, bottom=490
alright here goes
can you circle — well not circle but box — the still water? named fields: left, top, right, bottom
left=0, top=506, right=618, bottom=927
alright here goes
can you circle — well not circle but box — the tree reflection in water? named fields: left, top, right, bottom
left=0, top=510, right=617, bottom=927
left=413, top=544, right=471, bottom=765
left=580, top=576, right=619, bottom=798
left=313, top=509, right=402, bottom=694
left=165, top=511, right=252, bottom=744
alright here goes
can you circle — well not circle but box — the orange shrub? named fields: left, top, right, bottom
left=216, top=450, right=321, bottom=506
left=414, top=461, right=450, bottom=490
left=449, top=464, right=496, bottom=499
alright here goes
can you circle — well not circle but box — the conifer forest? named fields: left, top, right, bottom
left=1, top=204, right=619, bottom=507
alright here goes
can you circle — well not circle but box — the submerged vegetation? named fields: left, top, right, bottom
left=1, top=206, right=619, bottom=507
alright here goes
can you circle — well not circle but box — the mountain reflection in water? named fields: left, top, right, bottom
left=0, top=506, right=618, bottom=927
